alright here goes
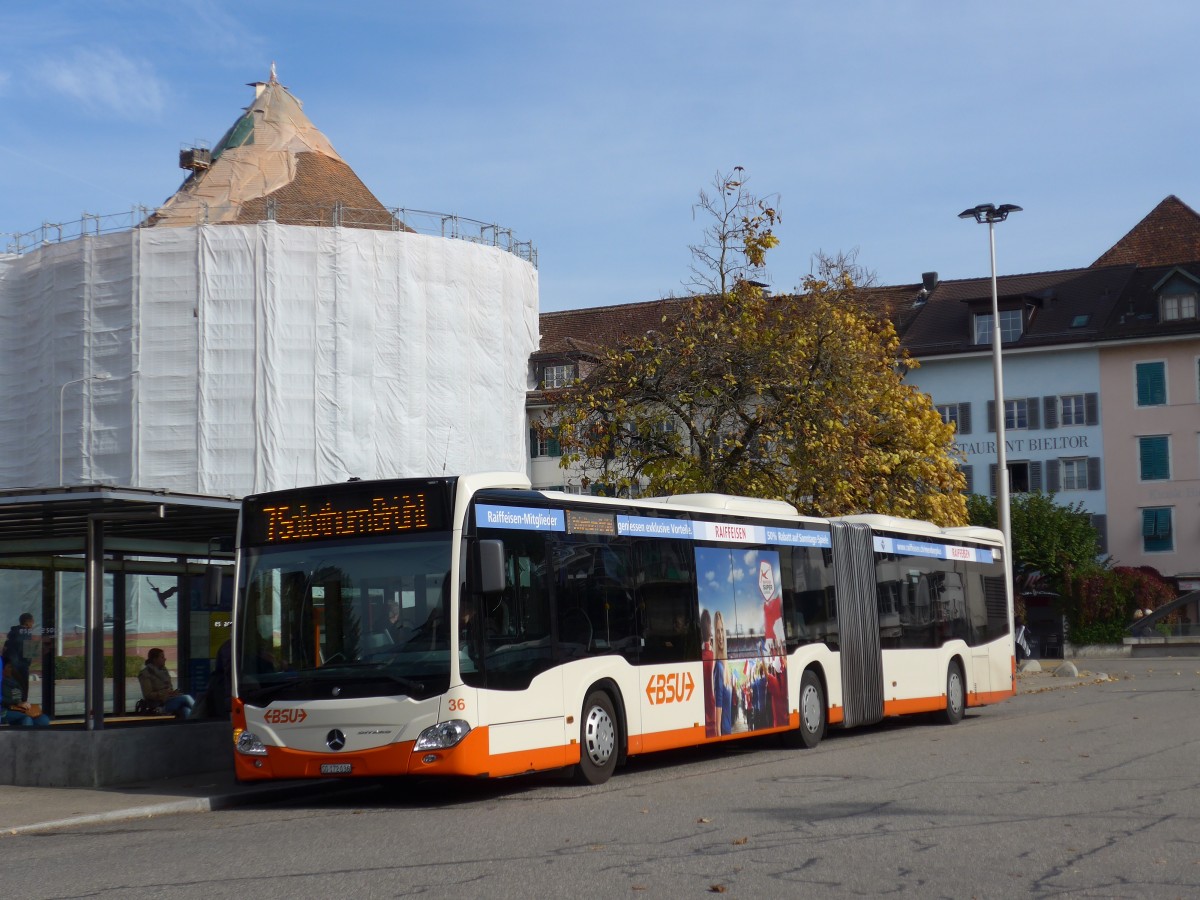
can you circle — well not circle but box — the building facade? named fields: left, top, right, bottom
left=527, top=198, right=1200, bottom=613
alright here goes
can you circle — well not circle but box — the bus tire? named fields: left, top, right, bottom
left=783, top=668, right=826, bottom=749
left=577, top=690, right=619, bottom=785
left=941, top=660, right=965, bottom=725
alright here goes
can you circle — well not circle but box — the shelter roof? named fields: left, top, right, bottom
left=0, top=485, right=239, bottom=557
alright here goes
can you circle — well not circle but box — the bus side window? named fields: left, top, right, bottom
left=552, top=535, right=639, bottom=661
left=471, top=527, right=555, bottom=691
left=783, top=546, right=837, bottom=650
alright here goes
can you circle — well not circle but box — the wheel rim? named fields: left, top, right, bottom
left=800, top=683, right=822, bottom=733
left=584, top=703, right=615, bottom=766
left=948, top=669, right=964, bottom=715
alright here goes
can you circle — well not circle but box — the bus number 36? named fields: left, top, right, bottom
left=645, top=672, right=695, bottom=705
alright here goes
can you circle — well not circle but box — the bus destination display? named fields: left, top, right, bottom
left=244, top=482, right=449, bottom=545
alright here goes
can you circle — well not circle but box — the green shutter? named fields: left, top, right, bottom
left=1136, top=362, right=1166, bottom=406
left=1139, top=436, right=1169, bottom=480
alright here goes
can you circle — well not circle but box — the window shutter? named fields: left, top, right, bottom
left=989, top=463, right=997, bottom=497
left=1136, top=362, right=1166, bottom=406
left=1085, top=393, right=1099, bottom=426
left=1026, top=399, right=1040, bottom=430
left=1029, top=461, right=1043, bottom=492
left=548, top=436, right=561, bottom=457
left=1142, top=508, right=1172, bottom=539
left=1087, top=457, right=1101, bottom=490
left=987, top=400, right=995, bottom=433
left=958, top=403, right=972, bottom=435
left=1139, top=436, right=1169, bottom=480
left=1043, top=396, right=1058, bottom=429
left=529, top=428, right=540, bottom=458
left=1090, top=514, right=1107, bottom=555
left=962, top=464, right=974, bottom=494
left=1046, top=459, right=1061, bottom=492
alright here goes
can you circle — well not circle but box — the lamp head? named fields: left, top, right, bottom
left=959, top=203, right=1022, bottom=224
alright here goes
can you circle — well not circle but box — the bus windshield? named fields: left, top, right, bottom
left=235, top=535, right=453, bottom=704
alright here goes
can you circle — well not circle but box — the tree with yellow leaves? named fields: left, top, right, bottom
left=544, top=169, right=967, bottom=526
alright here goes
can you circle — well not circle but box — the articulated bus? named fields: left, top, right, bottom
left=231, top=472, right=1014, bottom=784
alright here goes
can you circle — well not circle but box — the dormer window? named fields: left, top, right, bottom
left=540, top=363, right=577, bottom=389
left=973, top=308, right=1023, bottom=345
left=1153, top=270, right=1199, bottom=322
left=1161, top=288, right=1197, bottom=322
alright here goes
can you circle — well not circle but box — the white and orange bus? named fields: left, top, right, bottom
left=231, top=472, right=1014, bottom=784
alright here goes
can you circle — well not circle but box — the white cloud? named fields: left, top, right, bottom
left=37, top=48, right=166, bottom=118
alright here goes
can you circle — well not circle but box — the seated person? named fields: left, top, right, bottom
left=138, top=648, right=196, bottom=719
left=2, top=660, right=49, bottom=727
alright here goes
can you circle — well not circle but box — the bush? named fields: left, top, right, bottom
left=54, top=655, right=145, bottom=679
left=1061, top=565, right=1176, bottom=643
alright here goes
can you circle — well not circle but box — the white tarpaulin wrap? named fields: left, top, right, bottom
left=0, top=223, right=539, bottom=496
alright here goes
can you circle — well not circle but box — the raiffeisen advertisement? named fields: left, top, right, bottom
left=696, top=546, right=788, bottom=738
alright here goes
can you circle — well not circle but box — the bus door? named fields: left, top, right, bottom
left=830, top=521, right=884, bottom=727
left=465, top=526, right=566, bottom=763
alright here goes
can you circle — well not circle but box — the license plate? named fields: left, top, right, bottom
left=320, top=763, right=352, bottom=775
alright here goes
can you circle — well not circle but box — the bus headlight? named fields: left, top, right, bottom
left=415, top=720, right=471, bottom=750
left=236, top=729, right=269, bottom=756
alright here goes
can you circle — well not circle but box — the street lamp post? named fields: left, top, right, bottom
left=58, top=373, right=110, bottom=485
left=958, top=203, right=1021, bottom=603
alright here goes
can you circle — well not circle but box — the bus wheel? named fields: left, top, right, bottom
left=577, top=690, right=619, bottom=785
left=784, top=668, right=826, bottom=749
left=941, top=661, right=965, bottom=725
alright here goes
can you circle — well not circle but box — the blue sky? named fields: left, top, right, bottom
left=2, top=2, right=1197, bottom=312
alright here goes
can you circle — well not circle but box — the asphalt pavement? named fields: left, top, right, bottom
left=0, top=659, right=1132, bottom=836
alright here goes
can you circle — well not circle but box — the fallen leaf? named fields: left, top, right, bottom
left=697, top=817, right=712, bottom=824
left=709, top=886, right=727, bottom=894
left=733, top=837, right=749, bottom=845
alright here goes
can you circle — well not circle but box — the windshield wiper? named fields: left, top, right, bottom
left=319, top=661, right=426, bottom=693
left=242, top=673, right=312, bottom=704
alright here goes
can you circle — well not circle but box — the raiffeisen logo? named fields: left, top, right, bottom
left=712, top=524, right=748, bottom=540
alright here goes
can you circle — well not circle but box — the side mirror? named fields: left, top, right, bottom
left=476, top=540, right=506, bottom=594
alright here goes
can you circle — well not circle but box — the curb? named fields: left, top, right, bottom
left=2, top=778, right=349, bottom=836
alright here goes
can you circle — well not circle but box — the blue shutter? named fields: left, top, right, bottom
left=1139, top=436, right=1169, bottom=480
left=1142, top=508, right=1173, bottom=551
left=1136, top=362, right=1166, bottom=406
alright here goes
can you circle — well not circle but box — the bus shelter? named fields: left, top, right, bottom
left=0, top=485, right=240, bottom=730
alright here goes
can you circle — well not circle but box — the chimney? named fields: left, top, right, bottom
left=921, top=272, right=939, bottom=293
